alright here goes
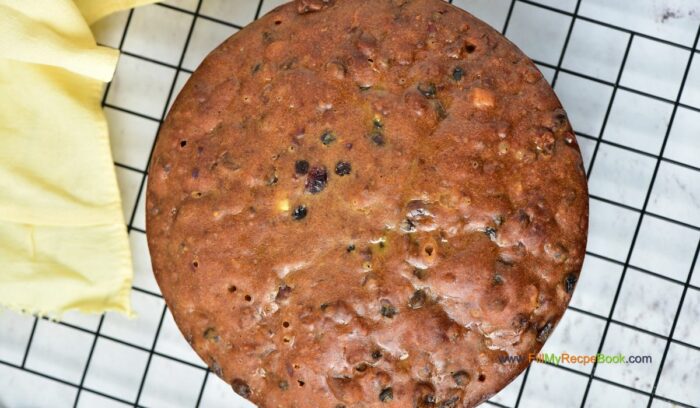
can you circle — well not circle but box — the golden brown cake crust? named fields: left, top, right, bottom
left=146, top=0, right=589, bottom=406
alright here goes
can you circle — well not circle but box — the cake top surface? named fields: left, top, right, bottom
left=146, top=0, right=589, bottom=406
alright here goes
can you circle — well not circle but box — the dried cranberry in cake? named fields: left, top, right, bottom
left=305, top=166, right=328, bottom=194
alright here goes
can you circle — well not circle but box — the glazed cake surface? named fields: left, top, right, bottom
left=146, top=0, right=589, bottom=406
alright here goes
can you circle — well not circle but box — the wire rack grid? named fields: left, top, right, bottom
left=1, top=0, right=699, bottom=407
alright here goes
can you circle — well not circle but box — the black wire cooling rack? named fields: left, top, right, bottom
left=1, top=1, right=699, bottom=407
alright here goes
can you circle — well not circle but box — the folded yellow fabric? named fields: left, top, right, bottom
left=74, top=0, right=161, bottom=26
left=0, top=0, right=154, bottom=317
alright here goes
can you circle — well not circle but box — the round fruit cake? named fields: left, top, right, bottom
left=146, top=0, right=589, bottom=406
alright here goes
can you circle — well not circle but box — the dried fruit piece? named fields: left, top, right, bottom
left=452, top=67, right=464, bottom=81
left=231, top=379, right=251, bottom=398
left=470, top=87, right=496, bottom=109
left=211, top=360, right=223, bottom=377
left=327, top=61, right=347, bottom=79
left=369, top=130, right=385, bottom=146
left=321, top=130, right=337, bottom=145
left=292, top=205, right=308, bottom=220
left=295, top=160, right=310, bottom=174
left=204, top=327, right=220, bottom=342
left=401, top=218, right=417, bottom=233
left=409, top=289, right=426, bottom=309
left=439, top=396, right=460, bottom=408
left=493, top=273, right=504, bottom=285
left=276, top=284, right=293, bottom=301
left=295, top=0, right=334, bottom=13
left=218, top=151, right=240, bottom=171
left=551, top=108, right=569, bottom=132
left=484, top=227, right=497, bottom=241
left=406, top=200, right=432, bottom=219
left=418, top=83, right=437, bottom=98
left=375, top=237, right=387, bottom=249
left=414, top=382, right=437, bottom=408
left=545, top=242, right=568, bottom=263
left=536, top=322, right=553, bottom=343
left=452, top=370, right=470, bottom=386
left=433, top=100, right=448, bottom=120
left=368, top=116, right=386, bottom=146
left=380, top=300, right=397, bottom=318
left=423, top=394, right=437, bottom=406
left=266, top=168, right=279, bottom=186
left=413, top=268, right=428, bottom=280
left=564, top=273, right=578, bottom=293
left=335, top=161, right=352, bottom=176
left=277, top=198, right=290, bottom=213
left=379, top=387, right=394, bottom=402
left=534, top=129, right=556, bottom=155
left=305, top=166, right=328, bottom=194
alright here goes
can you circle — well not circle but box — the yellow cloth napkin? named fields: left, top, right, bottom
left=0, top=0, right=154, bottom=317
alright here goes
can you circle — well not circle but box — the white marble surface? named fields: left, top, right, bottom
left=1, top=0, right=699, bottom=407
